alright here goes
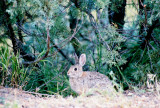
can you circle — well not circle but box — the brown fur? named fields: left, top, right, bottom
left=67, top=54, right=115, bottom=95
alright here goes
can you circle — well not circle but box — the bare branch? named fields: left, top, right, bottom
left=16, top=20, right=74, bottom=65
left=23, top=19, right=50, bottom=65
left=48, top=19, right=83, bottom=58
left=151, top=36, right=160, bottom=47
left=23, top=17, right=82, bottom=65
left=16, top=22, right=44, bottom=37
left=88, top=12, right=111, bottom=51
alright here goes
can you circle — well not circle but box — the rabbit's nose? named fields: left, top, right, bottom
left=67, top=71, right=70, bottom=75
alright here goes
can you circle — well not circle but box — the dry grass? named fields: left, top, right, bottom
left=0, top=87, right=160, bottom=108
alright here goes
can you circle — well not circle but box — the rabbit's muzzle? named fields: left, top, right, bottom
left=67, top=71, right=70, bottom=76
left=67, top=71, right=72, bottom=77
left=67, top=70, right=78, bottom=78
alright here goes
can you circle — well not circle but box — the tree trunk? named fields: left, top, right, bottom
left=1, top=0, right=18, bottom=55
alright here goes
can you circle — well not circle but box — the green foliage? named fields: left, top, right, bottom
left=121, top=0, right=160, bottom=88
left=0, top=47, right=28, bottom=87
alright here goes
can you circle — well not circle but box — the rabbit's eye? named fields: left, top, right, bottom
left=74, top=68, right=77, bottom=71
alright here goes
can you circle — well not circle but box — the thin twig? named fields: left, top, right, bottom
left=147, top=45, right=154, bottom=73
left=88, top=12, right=111, bottom=51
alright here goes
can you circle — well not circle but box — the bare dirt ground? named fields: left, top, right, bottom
left=0, top=86, right=160, bottom=108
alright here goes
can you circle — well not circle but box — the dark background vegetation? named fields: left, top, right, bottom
left=0, top=0, right=159, bottom=96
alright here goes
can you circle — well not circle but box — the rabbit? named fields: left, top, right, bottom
left=67, top=53, right=115, bottom=95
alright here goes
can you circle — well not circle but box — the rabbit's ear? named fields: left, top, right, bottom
left=79, top=54, right=86, bottom=66
left=74, top=53, right=79, bottom=64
